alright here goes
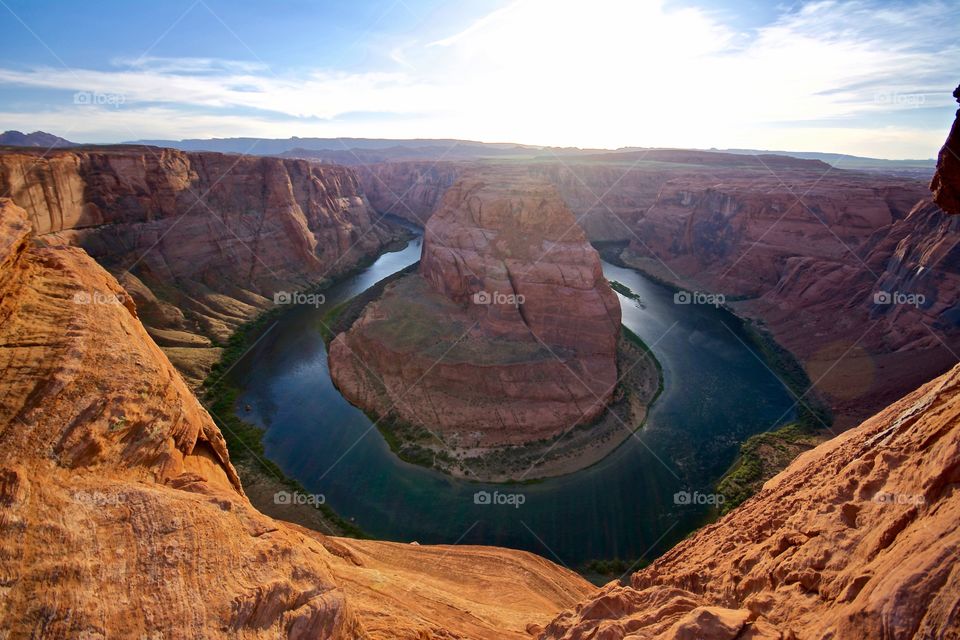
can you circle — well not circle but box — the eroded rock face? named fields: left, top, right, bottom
left=330, top=169, right=621, bottom=446
left=0, top=198, right=593, bottom=639
left=357, top=160, right=464, bottom=225
left=539, top=359, right=960, bottom=640
left=0, top=147, right=395, bottom=384
left=931, top=84, right=960, bottom=215
left=620, top=172, right=957, bottom=425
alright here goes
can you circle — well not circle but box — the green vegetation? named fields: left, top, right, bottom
left=609, top=279, right=643, bottom=305
left=201, top=315, right=367, bottom=538
left=319, top=261, right=421, bottom=345
left=581, top=557, right=650, bottom=584
left=715, top=422, right=821, bottom=513
left=194, top=236, right=422, bottom=540
left=740, top=321, right=832, bottom=430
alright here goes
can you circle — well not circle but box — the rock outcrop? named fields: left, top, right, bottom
left=0, top=198, right=592, bottom=638
left=539, top=359, right=960, bottom=639
left=330, top=168, right=622, bottom=446
left=931, top=83, right=960, bottom=215
left=0, top=147, right=398, bottom=384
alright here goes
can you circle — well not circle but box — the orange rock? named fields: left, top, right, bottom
left=0, top=198, right=593, bottom=638
left=539, top=360, right=960, bottom=639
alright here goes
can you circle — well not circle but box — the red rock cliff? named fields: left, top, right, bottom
left=931, top=83, right=960, bottom=215
left=539, top=359, right=960, bottom=639
left=330, top=169, right=621, bottom=447
left=0, top=147, right=396, bottom=384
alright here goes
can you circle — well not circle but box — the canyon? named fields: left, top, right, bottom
left=0, top=197, right=593, bottom=638
left=355, top=152, right=957, bottom=426
left=328, top=168, right=661, bottom=479
left=0, top=146, right=402, bottom=386
left=1, top=91, right=958, bottom=637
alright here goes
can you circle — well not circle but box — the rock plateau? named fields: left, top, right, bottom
left=330, top=168, right=622, bottom=447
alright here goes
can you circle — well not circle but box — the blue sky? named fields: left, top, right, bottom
left=0, top=0, right=957, bottom=158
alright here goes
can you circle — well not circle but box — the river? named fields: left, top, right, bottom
left=231, top=235, right=796, bottom=569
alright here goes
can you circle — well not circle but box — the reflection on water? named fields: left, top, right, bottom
left=231, top=238, right=795, bottom=566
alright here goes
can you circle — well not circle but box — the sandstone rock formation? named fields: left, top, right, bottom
left=0, top=147, right=398, bottom=385
left=621, top=171, right=958, bottom=425
left=357, top=154, right=944, bottom=425
left=357, top=160, right=464, bottom=225
left=0, top=198, right=592, bottom=638
left=330, top=168, right=622, bottom=446
left=931, top=83, right=960, bottom=215
left=539, top=359, right=960, bottom=639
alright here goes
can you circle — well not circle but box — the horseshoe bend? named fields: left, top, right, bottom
left=1, top=4, right=960, bottom=638
left=327, top=169, right=663, bottom=480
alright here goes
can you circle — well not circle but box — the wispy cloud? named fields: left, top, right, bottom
left=1, top=0, right=956, bottom=156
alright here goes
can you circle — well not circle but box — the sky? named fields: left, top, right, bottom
left=0, top=0, right=957, bottom=158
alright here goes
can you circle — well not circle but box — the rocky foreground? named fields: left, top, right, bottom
left=0, top=198, right=592, bottom=638
left=538, top=359, right=960, bottom=639
left=329, top=168, right=626, bottom=452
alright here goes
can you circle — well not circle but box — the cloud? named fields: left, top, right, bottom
left=1, top=0, right=956, bottom=156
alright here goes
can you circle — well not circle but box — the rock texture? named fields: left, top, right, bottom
left=0, top=147, right=397, bottom=384
left=353, top=155, right=944, bottom=425
left=330, top=169, right=622, bottom=446
left=539, top=359, right=960, bottom=640
left=931, top=84, right=960, bottom=215
left=0, top=198, right=592, bottom=638
left=356, top=160, right=465, bottom=225
left=621, top=170, right=958, bottom=425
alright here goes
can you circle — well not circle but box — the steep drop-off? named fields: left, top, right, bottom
left=0, top=198, right=593, bottom=638
left=0, top=146, right=399, bottom=385
left=621, top=172, right=959, bottom=425
left=539, top=358, right=960, bottom=639
left=352, top=154, right=942, bottom=425
left=330, top=168, right=624, bottom=451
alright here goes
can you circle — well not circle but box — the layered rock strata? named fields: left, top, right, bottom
left=330, top=169, right=622, bottom=446
left=0, top=147, right=396, bottom=384
left=539, top=359, right=960, bottom=639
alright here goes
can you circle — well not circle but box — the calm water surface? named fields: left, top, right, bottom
left=231, top=236, right=795, bottom=567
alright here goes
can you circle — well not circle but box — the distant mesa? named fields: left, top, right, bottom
left=0, top=130, right=75, bottom=148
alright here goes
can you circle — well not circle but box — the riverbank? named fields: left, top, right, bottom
left=200, top=229, right=416, bottom=538
left=595, top=241, right=835, bottom=508
left=322, top=268, right=664, bottom=483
